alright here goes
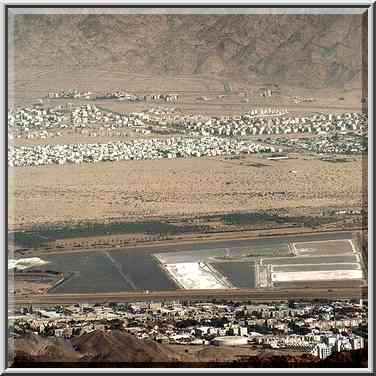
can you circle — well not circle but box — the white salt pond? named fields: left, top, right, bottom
left=272, top=269, right=364, bottom=283
left=164, top=262, right=230, bottom=290
left=8, top=257, right=49, bottom=271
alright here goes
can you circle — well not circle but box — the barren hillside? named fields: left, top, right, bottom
left=8, top=12, right=365, bottom=95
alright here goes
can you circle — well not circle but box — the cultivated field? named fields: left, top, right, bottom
left=8, top=154, right=363, bottom=231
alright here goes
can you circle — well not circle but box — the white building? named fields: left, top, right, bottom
left=211, top=336, right=248, bottom=346
left=313, top=343, right=334, bottom=359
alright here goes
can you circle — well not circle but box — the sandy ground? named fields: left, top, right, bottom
left=9, top=280, right=51, bottom=296
left=8, top=70, right=362, bottom=114
left=8, top=154, right=364, bottom=231
left=167, top=343, right=307, bottom=360
left=96, top=93, right=362, bottom=117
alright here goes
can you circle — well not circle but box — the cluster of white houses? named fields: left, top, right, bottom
left=9, top=129, right=63, bottom=141
left=8, top=104, right=182, bottom=140
left=70, top=104, right=148, bottom=128
left=70, top=104, right=184, bottom=131
left=47, top=89, right=95, bottom=99
left=149, top=93, right=180, bottom=102
left=46, top=89, right=180, bottom=103
left=175, top=111, right=367, bottom=138
left=8, top=106, right=68, bottom=136
left=8, top=136, right=275, bottom=167
left=97, top=91, right=147, bottom=102
left=9, top=104, right=367, bottom=141
left=8, top=104, right=368, bottom=160
left=290, top=96, right=316, bottom=104
left=268, top=134, right=367, bottom=154
left=259, top=333, right=364, bottom=359
left=98, top=92, right=180, bottom=103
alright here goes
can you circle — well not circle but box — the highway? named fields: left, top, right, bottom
left=10, top=286, right=368, bottom=306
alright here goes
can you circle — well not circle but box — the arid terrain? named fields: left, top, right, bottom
left=8, top=154, right=364, bottom=231
left=9, top=12, right=365, bottom=98
left=7, top=11, right=367, bottom=232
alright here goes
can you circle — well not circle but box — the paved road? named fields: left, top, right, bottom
left=11, top=286, right=367, bottom=306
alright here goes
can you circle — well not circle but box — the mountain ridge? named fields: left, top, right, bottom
left=9, top=13, right=365, bottom=90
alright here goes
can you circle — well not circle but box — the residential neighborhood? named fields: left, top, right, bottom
left=8, top=100, right=367, bottom=167
left=9, top=299, right=367, bottom=360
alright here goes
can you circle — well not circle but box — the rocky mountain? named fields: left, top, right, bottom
left=71, top=330, right=180, bottom=363
left=9, top=12, right=365, bottom=90
left=9, top=331, right=81, bottom=364
left=9, top=330, right=184, bottom=366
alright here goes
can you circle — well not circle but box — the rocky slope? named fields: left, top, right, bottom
left=9, top=12, right=365, bottom=90
left=9, top=330, right=183, bottom=365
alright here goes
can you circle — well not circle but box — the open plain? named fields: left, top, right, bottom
left=8, top=154, right=364, bottom=231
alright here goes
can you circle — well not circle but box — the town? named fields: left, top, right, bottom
left=8, top=98, right=368, bottom=167
left=8, top=101, right=367, bottom=139
left=8, top=137, right=276, bottom=167
left=46, top=89, right=180, bottom=103
left=266, top=133, right=367, bottom=155
left=9, top=298, right=367, bottom=360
